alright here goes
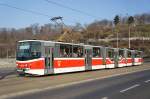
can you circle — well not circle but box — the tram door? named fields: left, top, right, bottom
left=114, top=48, right=118, bottom=68
left=45, top=46, right=54, bottom=74
left=131, top=50, right=135, bottom=66
left=106, top=48, right=116, bottom=68
left=85, top=46, right=92, bottom=70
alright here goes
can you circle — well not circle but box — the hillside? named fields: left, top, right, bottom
left=0, top=13, right=150, bottom=58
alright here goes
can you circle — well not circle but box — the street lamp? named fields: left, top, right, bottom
left=128, top=25, right=131, bottom=49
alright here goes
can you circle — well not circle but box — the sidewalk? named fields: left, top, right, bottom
left=0, top=58, right=16, bottom=68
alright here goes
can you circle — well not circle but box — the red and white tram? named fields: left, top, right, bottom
left=133, top=50, right=143, bottom=65
left=16, top=40, right=143, bottom=76
left=117, top=48, right=127, bottom=67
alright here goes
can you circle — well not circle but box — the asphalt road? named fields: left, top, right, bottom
left=10, top=69, right=150, bottom=99
left=0, top=67, right=16, bottom=80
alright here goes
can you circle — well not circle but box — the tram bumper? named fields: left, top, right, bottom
left=17, top=68, right=30, bottom=75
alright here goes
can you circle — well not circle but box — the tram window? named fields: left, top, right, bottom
left=58, top=44, right=83, bottom=58
left=54, top=44, right=60, bottom=57
left=45, top=47, right=49, bottom=56
left=59, top=44, right=72, bottom=57
left=30, top=43, right=41, bottom=59
left=138, top=52, right=142, bottom=58
left=119, top=50, right=124, bottom=58
left=17, top=41, right=41, bottom=61
left=107, top=49, right=114, bottom=58
left=127, top=51, right=132, bottom=58
left=93, top=47, right=101, bottom=57
left=135, top=52, right=142, bottom=58
left=72, top=46, right=83, bottom=57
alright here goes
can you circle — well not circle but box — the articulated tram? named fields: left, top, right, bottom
left=16, top=40, right=143, bottom=76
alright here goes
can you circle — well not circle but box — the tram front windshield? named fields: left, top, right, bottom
left=17, top=41, right=41, bottom=61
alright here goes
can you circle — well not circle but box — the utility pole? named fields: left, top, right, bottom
left=127, top=16, right=134, bottom=49
left=128, top=26, right=131, bottom=49
left=117, top=30, right=119, bottom=48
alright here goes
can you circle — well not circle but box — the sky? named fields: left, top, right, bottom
left=0, top=0, right=150, bottom=29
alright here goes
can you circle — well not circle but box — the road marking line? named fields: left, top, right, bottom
left=120, top=84, right=140, bottom=93
left=101, top=96, right=108, bottom=99
left=144, top=79, right=150, bottom=83
left=0, top=68, right=149, bottom=99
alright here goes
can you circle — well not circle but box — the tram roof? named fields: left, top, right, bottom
left=18, top=40, right=106, bottom=47
left=18, top=40, right=142, bottom=52
left=18, top=40, right=45, bottom=43
left=18, top=40, right=84, bottom=46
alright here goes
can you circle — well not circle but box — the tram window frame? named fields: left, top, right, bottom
left=119, top=50, right=124, bottom=57
left=135, top=51, right=142, bottom=58
left=127, top=51, right=132, bottom=58
left=72, top=45, right=84, bottom=58
left=59, top=44, right=72, bottom=58
left=17, top=41, right=41, bottom=61
left=93, top=47, right=101, bottom=57
left=58, top=44, right=84, bottom=58
left=107, top=49, right=114, bottom=59
left=54, top=44, right=60, bottom=57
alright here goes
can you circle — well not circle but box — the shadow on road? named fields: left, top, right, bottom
left=0, top=69, right=16, bottom=80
